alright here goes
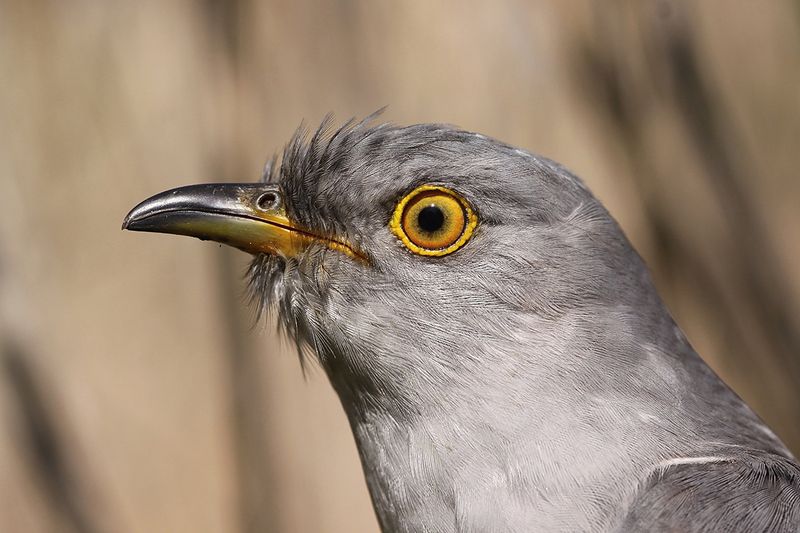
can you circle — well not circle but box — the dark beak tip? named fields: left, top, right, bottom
left=121, top=209, right=139, bottom=231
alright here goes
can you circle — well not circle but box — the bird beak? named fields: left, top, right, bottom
left=122, top=183, right=363, bottom=260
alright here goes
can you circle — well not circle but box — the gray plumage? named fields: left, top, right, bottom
left=248, top=118, right=799, bottom=532
left=132, top=116, right=800, bottom=532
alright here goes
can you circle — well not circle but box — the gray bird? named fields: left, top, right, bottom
left=123, top=117, right=800, bottom=532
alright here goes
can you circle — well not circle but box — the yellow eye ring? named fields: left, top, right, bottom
left=390, top=185, right=477, bottom=256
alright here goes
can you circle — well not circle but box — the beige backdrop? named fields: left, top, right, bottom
left=1, top=1, right=799, bottom=532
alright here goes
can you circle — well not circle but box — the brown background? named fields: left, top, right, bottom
left=1, top=1, right=799, bottom=532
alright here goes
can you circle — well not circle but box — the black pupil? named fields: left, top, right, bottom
left=417, top=204, right=445, bottom=233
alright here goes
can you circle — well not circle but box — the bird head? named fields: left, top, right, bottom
left=124, top=117, right=796, bottom=533
left=123, top=117, right=663, bottom=413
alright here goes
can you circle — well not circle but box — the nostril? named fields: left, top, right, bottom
left=256, top=191, right=280, bottom=211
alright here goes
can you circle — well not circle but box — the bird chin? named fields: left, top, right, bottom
left=245, top=251, right=322, bottom=353
left=246, top=253, right=287, bottom=313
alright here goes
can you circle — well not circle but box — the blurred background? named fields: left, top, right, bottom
left=1, top=1, right=799, bottom=532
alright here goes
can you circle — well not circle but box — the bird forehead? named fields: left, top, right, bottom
left=276, top=123, right=507, bottom=195
left=266, top=120, right=593, bottom=264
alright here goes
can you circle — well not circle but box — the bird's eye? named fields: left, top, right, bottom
left=390, top=185, right=477, bottom=256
